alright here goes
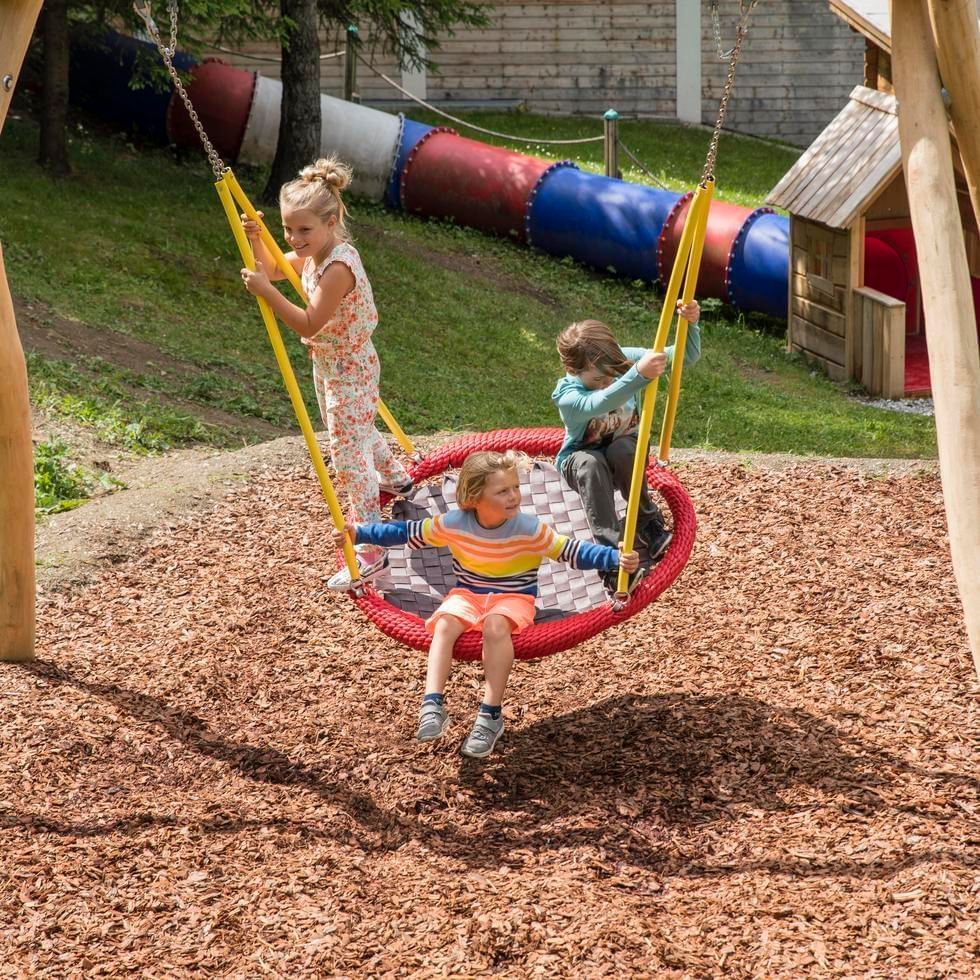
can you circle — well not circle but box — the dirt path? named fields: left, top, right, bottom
left=17, top=296, right=290, bottom=442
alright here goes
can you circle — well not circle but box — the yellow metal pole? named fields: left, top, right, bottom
left=224, top=171, right=417, bottom=457
left=658, top=177, right=714, bottom=462
left=215, top=174, right=359, bottom=580
left=615, top=183, right=710, bottom=596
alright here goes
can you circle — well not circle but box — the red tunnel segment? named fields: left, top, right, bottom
left=166, top=59, right=256, bottom=163
left=657, top=194, right=753, bottom=300
left=400, top=131, right=554, bottom=241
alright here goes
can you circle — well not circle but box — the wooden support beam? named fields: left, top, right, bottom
left=1, top=0, right=44, bottom=663
left=926, top=0, right=980, bottom=230
left=893, top=0, right=980, bottom=679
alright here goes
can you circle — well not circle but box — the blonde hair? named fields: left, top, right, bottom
left=279, top=156, right=353, bottom=240
left=556, top=319, right=631, bottom=377
left=456, top=450, right=528, bottom=510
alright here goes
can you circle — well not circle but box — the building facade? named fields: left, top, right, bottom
left=211, top=1, right=865, bottom=147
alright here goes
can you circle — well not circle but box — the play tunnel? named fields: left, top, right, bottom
left=726, top=209, right=790, bottom=319
left=234, top=77, right=401, bottom=201
left=385, top=116, right=434, bottom=209
left=400, top=132, right=555, bottom=241
left=526, top=166, right=681, bottom=282
left=658, top=195, right=754, bottom=300
left=69, top=32, right=196, bottom=145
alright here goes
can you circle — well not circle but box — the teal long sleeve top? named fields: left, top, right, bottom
left=551, top=323, right=701, bottom=470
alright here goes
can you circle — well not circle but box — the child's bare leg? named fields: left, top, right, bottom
left=425, top=615, right=466, bottom=694
left=480, top=614, right=516, bottom=705
left=460, top=614, right=514, bottom=758
left=417, top=615, right=466, bottom=743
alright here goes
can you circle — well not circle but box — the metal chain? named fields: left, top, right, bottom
left=133, top=1, right=226, bottom=179
left=711, top=0, right=759, bottom=59
left=165, top=0, right=178, bottom=57
left=701, top=2, right=758, bottom=185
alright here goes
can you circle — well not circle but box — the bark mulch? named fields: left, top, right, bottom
left=2, top=460, right=977, bottom=977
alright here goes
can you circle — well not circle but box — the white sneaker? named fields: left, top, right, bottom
left=327, top=551, right=389, bottom=592
left=379, top=477, right=414, bottom=497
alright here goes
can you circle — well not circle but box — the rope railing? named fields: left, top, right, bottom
left=182, top=35, right=345, bottom=64
left=616, top=138, right=669, bottom=189
left=354, top=52, right=605, bottom=146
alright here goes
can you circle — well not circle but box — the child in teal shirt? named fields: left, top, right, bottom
left=552, top=300, right=701, bottom=592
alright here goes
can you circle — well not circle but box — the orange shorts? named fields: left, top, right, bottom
left=426, top=589, right=537, bottom=635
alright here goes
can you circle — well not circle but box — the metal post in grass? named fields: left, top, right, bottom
left=603, top=109, right=620, bottom=178
left=0, top=0, right=44, bottom=664
left=344, top=25, right=360, bottom=103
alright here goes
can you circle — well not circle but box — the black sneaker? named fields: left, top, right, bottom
left=601, top=566, right=647, bottom=598
left=640, top=526, right=673, bottom=563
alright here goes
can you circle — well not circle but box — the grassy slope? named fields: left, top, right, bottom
left=0, top=109, right=936, bottom=484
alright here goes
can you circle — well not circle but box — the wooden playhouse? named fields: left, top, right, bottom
left=766, top=1, right=980, bottom=398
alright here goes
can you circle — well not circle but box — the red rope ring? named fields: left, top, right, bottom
left=353, top=428, right=696, bottom=661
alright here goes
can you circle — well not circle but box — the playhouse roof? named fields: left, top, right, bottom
left=766, top=85, right=900, bottom=230
left=829, top=0, right=980, bottom=53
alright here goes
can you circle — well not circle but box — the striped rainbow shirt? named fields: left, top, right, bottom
left=354, top=510, right=621, bottom=596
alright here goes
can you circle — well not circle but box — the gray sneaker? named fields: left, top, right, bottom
left=416, top=701, right=450, bottom=742
left=460, top=712, right=505, bottom=759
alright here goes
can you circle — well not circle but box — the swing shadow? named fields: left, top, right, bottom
left=15, top=661, right=978, bottom=881
left=446, top=692, right=980, bottom=877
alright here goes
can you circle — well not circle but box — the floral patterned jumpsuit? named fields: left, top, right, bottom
left=302, top=242, right=410, bottom=526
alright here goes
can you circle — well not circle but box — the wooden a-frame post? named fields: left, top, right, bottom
left=0, top=0, right=43, bottom=663
left=892, top=0, right=980, bottom=679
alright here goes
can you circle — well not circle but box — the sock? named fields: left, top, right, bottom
left=479, top=702, right=502, bottom=720
left=422, top=692, right=445, bottom=706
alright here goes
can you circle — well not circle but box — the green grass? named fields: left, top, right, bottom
left=28, top=352, right=218, bottom=452
left=33, top=438, right=120, bottom=514
left=0, top=109, right=937, bottom=462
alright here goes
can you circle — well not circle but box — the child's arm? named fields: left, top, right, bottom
left=664, top=300, right=702, bottom=370
left=542, top=528, right=639, bottom=573
left=242, top=261, right=356, bottom=339
left=332, top=517, right=448, bottom=550
left=554, top=367, right=649, bottom=420
left=240, top=211, right=301, bottom=282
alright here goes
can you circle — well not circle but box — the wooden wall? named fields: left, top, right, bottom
left=210, top=1, right=865, bottom=147
left=788, top=216, right=849, bottom=379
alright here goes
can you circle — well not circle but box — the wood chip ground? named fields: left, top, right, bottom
left=2, top=461, right=977, bottom=977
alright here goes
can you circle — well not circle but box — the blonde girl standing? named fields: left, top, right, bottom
left=241, top=156, right=411, bottom=589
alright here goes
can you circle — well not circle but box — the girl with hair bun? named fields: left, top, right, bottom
left=240, top=156, right=412, bottom=590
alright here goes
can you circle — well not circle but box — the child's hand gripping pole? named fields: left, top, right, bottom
left=223, top=171, right=418, bottom=461
left=215, top=172, right=360, bottom=583
left=614, top=179, right=713, bottom=598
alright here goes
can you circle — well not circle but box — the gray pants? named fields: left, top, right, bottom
left=560, top=434, right=665, bottom=551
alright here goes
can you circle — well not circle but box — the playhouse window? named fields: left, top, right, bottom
left=808, top=236, right=833, bottom=282
left=805, top=230, right=835, bottom=294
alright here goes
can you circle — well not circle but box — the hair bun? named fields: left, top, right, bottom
left=300, top=156, right=352, bottom=193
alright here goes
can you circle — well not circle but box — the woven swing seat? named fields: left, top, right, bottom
left=351, top=428, right=696, bottom=661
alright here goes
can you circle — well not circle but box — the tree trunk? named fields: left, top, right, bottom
left=893, top=0, right=980, bottom=679
left=926, top=0, right=980, bottom=227
left=38, top=0, right=71, bottom=175
left=262, top=0, right=321, bottom=203
left=1, top=0, right=44, bottom=664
